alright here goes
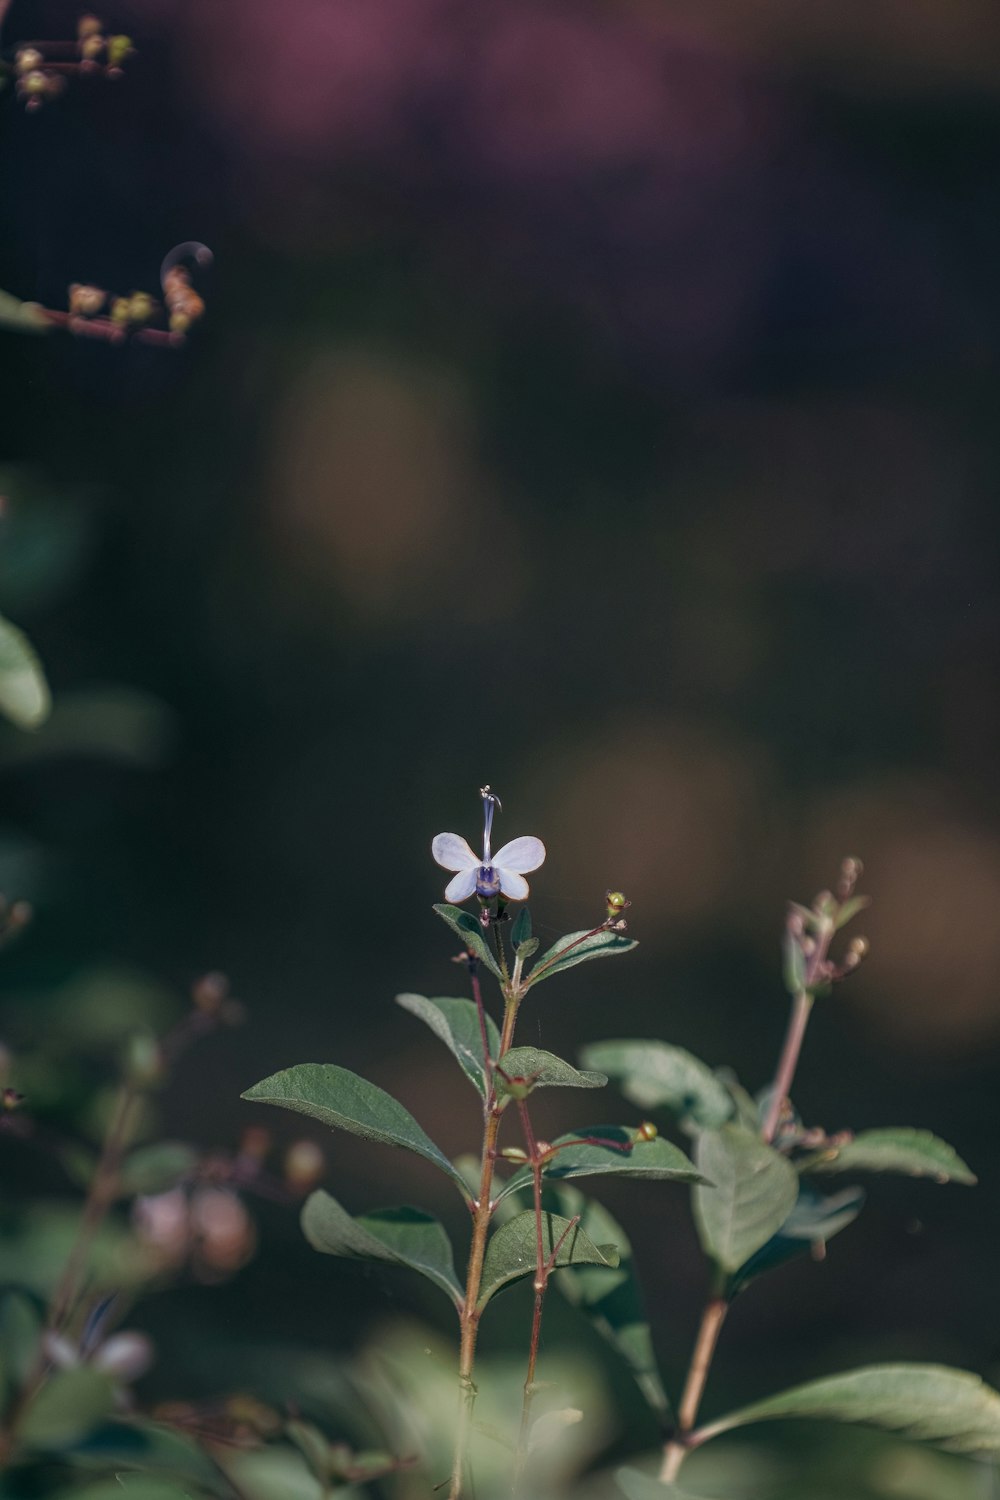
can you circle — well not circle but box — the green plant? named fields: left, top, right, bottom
left=243, top=794, right=997, bottom=1497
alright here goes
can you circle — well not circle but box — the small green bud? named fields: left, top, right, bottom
left=126, top=1031, right=163, bottom=1086
left=606, top=890, right=630, bottom=919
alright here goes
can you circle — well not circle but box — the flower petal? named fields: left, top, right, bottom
left=492, top=836, right=545, bottom=874
left=497, top=869, right=530, bottom=901
left=445, top=867, right=479, bottom=903
left=432, top=832, right=479, bottom=872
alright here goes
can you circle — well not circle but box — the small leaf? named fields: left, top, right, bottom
left=119, top=1142, right=198, bottom=1196
left=782, top=931, right=807, bottom=995
left=696, top=1364, right=1000, bottom=1455
left=0, top=1291, right=42, bottom=1406
left=581, top=1040, right=733, bottom=1131
left=835, top=893, right=871, bottom=930
left=301, top=1190, right=463, bottom=1308
left=18, top=1368, right=116, bottom=1450
left=510, top=907, right=532, bottom=949
left=477, top=1211, right=618, bottom=1310
left=395, top=993, right=500, bottom=1099
left=433, top=904, right=503, bottom=981
left=497, top=1047, right=607, bottom=1094
left=0, top=288, right=49, bottom=335
left=693, top=1125, right=798, bottom=1274
left=729, top=1184, right=865, bottom=1293
left=526, top=929, right=637, bottom=987
left=799, top=1128, right=976, bottom=1186
left=553, top=1186, right=672, bottom=1421
left=497, top=1127, right=702, bottom=1203
left=0, top=613, right=51, bottom=730
left=242, top=1064, right=467, bottom=1192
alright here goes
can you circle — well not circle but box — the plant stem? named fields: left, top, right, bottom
left=448, top=991, right=519, bottom=1500
left=761, top=990, right=814, bottom=1144
left=512, top=1099, right=546, bottom=1494
left=0, top=1077, right=140, bottom=1465
left=658, top=1297, right=728, bottom=1483
left=48, top=1078, right=139, bottom=1332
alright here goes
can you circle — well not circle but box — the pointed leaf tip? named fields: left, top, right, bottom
left=242, top=1063, right=467, bottom=1193
left=698, top=1364, right=1000, bottom=1456
left=302, top=1190, right=463, bottom=1308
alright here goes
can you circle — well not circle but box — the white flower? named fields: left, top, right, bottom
left=432, top=787, right=545, bottom=903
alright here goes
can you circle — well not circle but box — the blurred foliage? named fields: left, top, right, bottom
left=1, top=0, right=999, bottom=1495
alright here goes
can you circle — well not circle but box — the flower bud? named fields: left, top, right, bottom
left=2, top=1086, right=24, bottom=1111
left=192, top=971, right=229, bottom=1013
left=78, top=14, right=104, bottom=39
left=239, top=1125, right=270, bottom=1163
left=606, top=890, right=630, bottom=920
left=15, top=48, right=43, bottom=74
left=126, top=1031, right=163, bottom=1087
left=284, top=1140, right=324, bottom=1193
left=93, top=1331, right=154, bottom=1381
left=843, top=935, right=869, bottom=970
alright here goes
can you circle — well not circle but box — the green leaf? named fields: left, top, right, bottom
left=0, top=613, right=51, bottom=730
left=242, top=1063, right=466, bottom=1193
left=799, top=1128, right=976, bottom=1186
left=70, top=1418, right=224, bottom=1491
left=617, top=1470, right=699, bottom=1499
left=0, top=1290, right=42, bottom=1399
left=119, top=1142, right=199, bottom=1196
left=395, top=993, right=499, bottom=1099
left=510, top=907, right=532, bottom=949
left=18, top=1368, right=117, bottom=1451
left=432, top=904, right=503, bottom=981
left=301, top=1190, right=463, bottom=1308
left=693, top=1125, right=798, bottom=1274
left=696, top=1364, right=1000, bottom=1455
left=728, top=1184, right=865, bottom=1294
left=60, top=1483, right=196, bottom=1500
left=553, top=1186, right=671, bottom=1421
left=496, top=1047, right=607, bottom=1095
left=497, top=1127, right=702, bottom=1203
left=782, top=930, right=807, bottom=995
left=526, top=929, right=637, bottom=987
left=477, top=1211, right=619, bottom=1310
left=580, top=1040, right=733, bottom=1131
left=835, top=893, right=871, bottom=930
left=0, top=288, right=49, bottom=334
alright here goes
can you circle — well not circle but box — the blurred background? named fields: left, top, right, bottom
left=1, top=0, right=1000, bottom=1490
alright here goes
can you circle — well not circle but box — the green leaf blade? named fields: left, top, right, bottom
left=553, top=1186, right=672, bottom=1422
left=693, top=1125, right=798, bottom=1274
left=18, top=1369, right=117, bottom=1451
left=499, top=1127, right=702, bottom=1202
left=580, top=1040, right=733, bottom=1131
left=432, top=904, right=503, bottom=980
left=497, top=1047, right=607, bottom=1093
left=302, top=1190, right=462, bottom=1308
left=527, top=929, right=637, bottom=987
left=242, top=1063, right=466, bottom=1192
left=395, top=993, right=500, bottom=1099
left=0, top=612, right=51, bottom=730
left=800, top=1128, right=976, bottom=1185
left=698, top=1364, right=1000, bottom=1455
left=477, top=1211, right=619, bottom=1310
